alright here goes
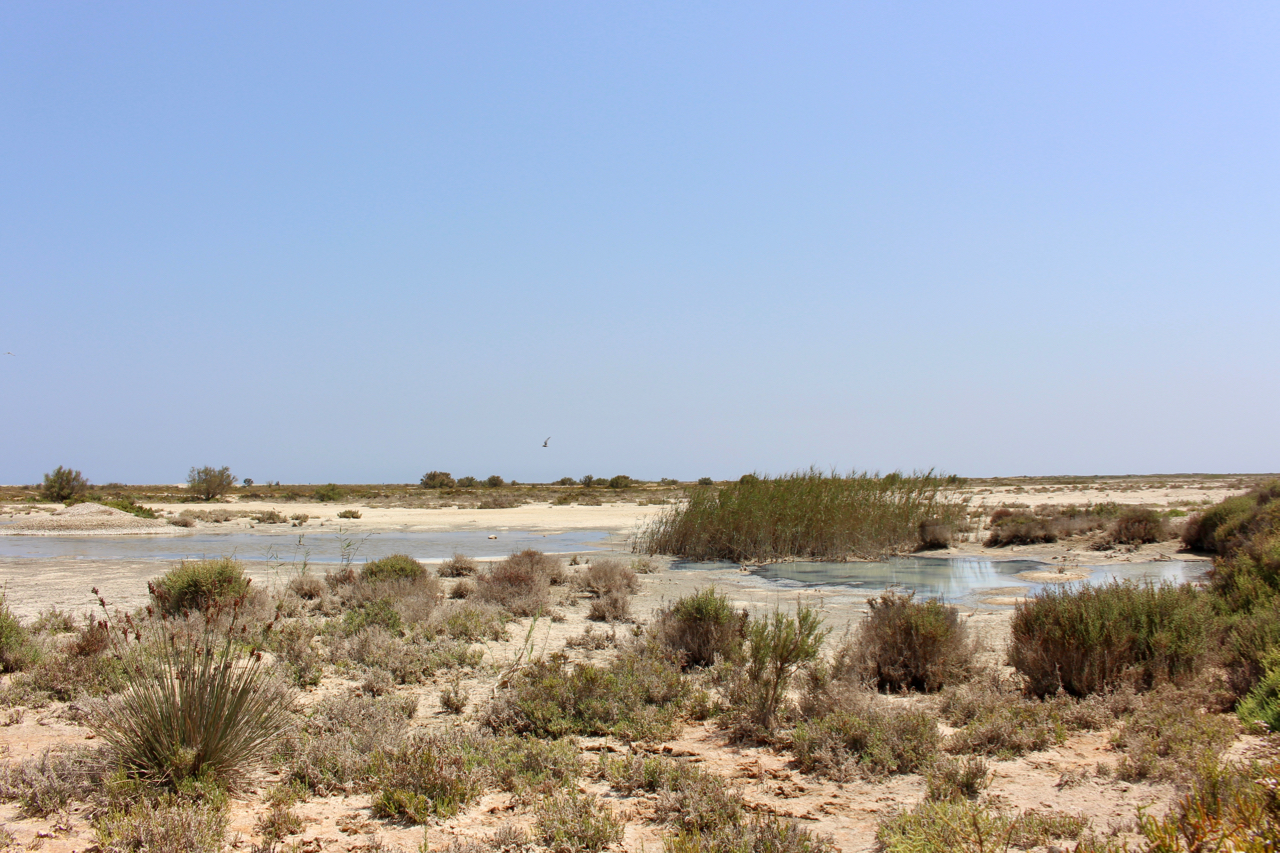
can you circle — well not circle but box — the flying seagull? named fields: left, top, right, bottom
left=3, top=352, right=13, bottom=356
left=542, top=437, right=550, bottom=447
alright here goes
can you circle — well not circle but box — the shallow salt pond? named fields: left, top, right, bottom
left=673, top=555, right=1209, bottom=606
left=0, top=528, right=613, bottom=563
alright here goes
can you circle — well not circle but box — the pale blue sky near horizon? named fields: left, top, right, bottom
left=2, top=2, right=1277, bottom=485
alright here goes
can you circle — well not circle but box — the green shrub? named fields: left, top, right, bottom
left=1009, top=580, right=1212, bottom=697
left=102, top=497, right=158, bottom=518
left=340, top=599, right=403, bottom=636
left=653, top=587, right=744, bottom=668
left=580, top=475, right=597, bottom=487
left=555, top=477, right=577, bottom=486
left=475, top=550, right=563, bottom=617
left=1110, top=507, right=1168, bottom=545
left=484, top=645, right=686, bottom=741
left=186, top=465, right=236, bottom=501
left=534, top=789, right=623, bottom=853
left=608, top=475, right=632, bottom=489
left=93, top=787, right=228, bottom=853
left=697, top=477, right=714, bottom=486
left=457, top=476, right=479, bottom=488
left=253, top=509, right=287, bottom=524
left=1132, top=756, right=1280, bottom=850
left=877, top=801, right=1088, bottom=853
left=853, top=591, right=974, bottom=693
left=639, top=468, right=964, bottom=561
left=370, top=731, right=488, bottom=822
left=336, top=508, right=361, bottom=519
left=150, top=558, right=251, bottom=615
left=792, top=699, right=939, bottom=778
left=1238, top=652, right=1280, bottom=731
left=488, top=736, right=581, bottom=794
left=421, top=471, right=456, bottom=489
left=925, top=756, right=990, bottom=802
left=360, top=553, right=425, bottom=582
left=89, top=603, right=294, bottom=789
left=485, top=475, right=506, bottom=488
left=41, top=466, right=89, bottom=502
left=313, top=483, right=343, bottom=502
left=725, top=603, right=828, bottom=736
left=665, top=815, right=837, bottom=853
left=1113, top=686, right=1236, bottom=782
left=601, top=755, right=744, bottom=831
left=0, top=599, right=39, bottom=673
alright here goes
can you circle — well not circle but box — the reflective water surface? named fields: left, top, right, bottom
left=674, top=555, right=1209, bottom=605
left=0, top=529, right=613, bottom=563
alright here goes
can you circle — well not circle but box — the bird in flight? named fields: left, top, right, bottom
left=542, top=437, right=550, bottom=447
left=3, top=352, right=13, bottom=357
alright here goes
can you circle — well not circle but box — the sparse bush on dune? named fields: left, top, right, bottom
left=41, top=465, right=89, bottom=502
left=186, top=465, right=236, bottom=501
left=1108, top=506, right=1168, bottom=545
left=438, top=552, right=478, bottom=577
left=639, top=468, right=965, bottom=561
left=851, top=591, right=975, bottom=693
left=475, top=550, right=564, bottom=617
left=421, top=471, right=457, bottom=489
left=359, top=553, right=426, bottom=583
left=652, top=587, right=745, bottom=669
left=1009, top=580, right=1212, bottom=697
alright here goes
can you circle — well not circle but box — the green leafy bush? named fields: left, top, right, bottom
left=485, top=475, right=506, bottom=488
left=371, top=731, right=488, bottom=822
left=1110, top=507, right=1168, bottom=545
left=725, top=603, right=828, bottom=735
left=852, top=591, right=974, bottom=693
left=186, top=465, right=236, bottom=501
left=1238, top=653, right=1280, bottom=731
left=484, top=645, right=686, bottom=741
left=1009, top=580, right=1212, bottom=697
left=150, top=558, right=251, bottom=615
left=653, top=587, right=744, bottom=668
left=0, top=598, right=39, bottom=673
left=697, top=477, right=714, bottom=486
left=360, top=553, right=425, bottom=582
left=313, top=483, right=343, bottom=502
left=102, top=497, right=157, bottom=518
left=534, top=789, right=623, bottom=853
left=792, top=698, right=939, bottom=778
left=608, top=475, right=632, bottom=489
left=421, top=471, right=456, bottom=489
left=41, top=466, right=89, bottom=502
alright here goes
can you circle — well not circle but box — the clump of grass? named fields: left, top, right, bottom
left=652, top=587, right=745, bottom=669
left=475, top=550, right=565, bottom=617
left=281, top=693, right=417, bottom=795
left=337, top=508, right=361, bottom=519
left=600, top=755, right=743, bottom=833
left=438, top=553, right=478, bottom=577
left=534, top=789, right=623, bottom=853
left=877, top=801, right=1088, bottom=853
left=852, top=591, right=975, bottom=693
left=924, top=756, right=990, bottom=802
left=371, top=730, right=489, bottom=823
left=1132, top=756, right=1280, bottom=850
left=150, top=558, right=251, bottom=615
left=89, top=590, right=294, bottom=789
left=639, top=468, right=965, bottom=561
left=0, top=597, right=40, bottom=673
left=1113, top=686, right=1237, bottom=782
left=1009, top=580, right=1212, bottom=697
left=94, top=787, right=228, bottom=853
left=665, top=814, right=837, bottom=853
left=583, top=558, right=639, bottom=622
left=484, top=644, right=686, bottom=741
left=360, top=553, right=425, bottom=582
left=253, top=509, right=287, bottom=524
left=791, top=695, right=940, bottom=779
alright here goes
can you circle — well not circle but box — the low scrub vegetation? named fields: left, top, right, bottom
left=41, top=465, right=89, bottom=502
left=638, top=468, right=965, bottom=561
left=186, top=465, right=236, bottom=501
left=359, top=552, right=425, bottom=582
left=984, top=503, right=1120, bottom=546
left=850, top=591, right=975, bottom=693
left=1009, top=580, right=1211, bottom=697
left=475, top=549, right=565, bottom=617
left=150, top=558, right=252, bottom=615
left=792, top=695, right=940, bottom=779
left=652, top=587, right=745, bottom=668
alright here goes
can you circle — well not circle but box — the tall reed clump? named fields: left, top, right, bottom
left=88, top=586, right=294, bottom=789
left=1009, top=580, right=1212, bottom=698
left=637, top=468, right=965, bottom=561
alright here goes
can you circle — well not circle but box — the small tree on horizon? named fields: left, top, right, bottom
left=41, top=466, right=90, bottom=502
left=187, top=466, right=236, bottom=501
left=421, top=471, right=456, bottom=489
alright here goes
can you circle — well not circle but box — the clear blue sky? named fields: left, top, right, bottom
left=2, top=2, right=1277, bottom=485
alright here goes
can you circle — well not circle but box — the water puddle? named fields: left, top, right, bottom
left=0, top=529, right=613, bottom=563
left=673, top=556, right=1209, bottom=606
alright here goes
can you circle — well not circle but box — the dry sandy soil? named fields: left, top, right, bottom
left=0, top=478, right=1270, bottom=852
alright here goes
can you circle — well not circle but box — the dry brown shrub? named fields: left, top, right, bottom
left=475, top=550, right=564, bottom=616
left=438, top=553, right=478, bottom=577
